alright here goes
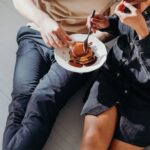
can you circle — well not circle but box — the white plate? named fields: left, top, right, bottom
left=54, top=34, right=107, bottom=73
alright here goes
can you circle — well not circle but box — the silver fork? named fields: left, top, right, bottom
left=84, top=10, right=96, bottom=52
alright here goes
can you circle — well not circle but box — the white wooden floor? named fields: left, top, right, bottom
left=0, top=1, right=150, bottom=150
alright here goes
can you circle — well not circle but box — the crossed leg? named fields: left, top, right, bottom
left=80, top=105, right=144, bottom=150
left=80, top=106, right=117, bottom=150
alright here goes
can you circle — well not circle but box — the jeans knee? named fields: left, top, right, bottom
left=11, top=84, right=35, bottom=99
left=24, top=90, right=60, bottom=123
left=32, top=89, right=55, bottom=102
left=9, top=85, right=35, bottom=116
left=11, top=82, right=35, bottom=103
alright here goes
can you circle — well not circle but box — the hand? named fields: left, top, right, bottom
left=39, top=16, right=71, bottom=48
left=115, top=1, right=149, bottom=39
left=86, top=12, right=109, bottom=33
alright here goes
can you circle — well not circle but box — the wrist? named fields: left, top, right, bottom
left=136, top=27, right=149, bottom=40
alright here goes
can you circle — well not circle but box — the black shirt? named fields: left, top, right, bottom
left=102, top=6, right=150, bottom=85
left=81, top=7, right=150, bottom=146
left=98, top=6, right=150, bottom=104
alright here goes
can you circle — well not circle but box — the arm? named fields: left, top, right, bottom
left=87, top=12, right=120, bottom=37
left=13, top=0, right=71, bottom=48
left=114, top=1, right=149, bottom=40
left=115, top=2, right=150, bottom=73
left=13, top=0, right=48, bottom=27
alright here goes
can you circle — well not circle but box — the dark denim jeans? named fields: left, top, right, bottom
left=3, top=26, right=88, bottom=150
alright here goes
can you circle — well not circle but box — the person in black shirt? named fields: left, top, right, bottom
left=80, top=0, right=150, bottom=150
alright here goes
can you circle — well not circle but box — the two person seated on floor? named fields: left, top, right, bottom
left=3, top=0, right=150, bottom=150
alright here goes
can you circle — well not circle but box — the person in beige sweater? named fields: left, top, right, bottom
left=2, top=0, right=114, bottom=150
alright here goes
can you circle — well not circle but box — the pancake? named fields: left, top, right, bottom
left=69, top=41, right=97, bottom=67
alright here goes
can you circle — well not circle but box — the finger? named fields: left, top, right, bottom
left=41, top=33, right=50, bottom=47
left=92, top=23, right=100, bottom=29
left=62, top=30, right=72, bottom=41
left=46, top=34, right=58, bottom=48
left=91, top=24, right=99, bottom=31
left=87, top=11, right=98, bottom=29
left=91, top=27, right=97, bottom=33
left=56, top=31, right=67, bottom=46
left=94, top=14, right=105, bottom=20
left=56, top=29, right=70, bottom=46
left=91, top=18, right=106, bottom=24
left=91, top=20, right=99, bottom=28
left=51, top=31, right=63, bottom=47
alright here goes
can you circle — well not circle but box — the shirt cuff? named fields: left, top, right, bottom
left=133, top=33, right=150, bottom=53
left=99, top=15, right=119, bottom=36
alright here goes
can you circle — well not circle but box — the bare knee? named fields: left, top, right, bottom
left=81, top=123, right=103, bottom=150
left=83, top=125, right=101, bottom=142
left=80, top=107, right=117, bottom=150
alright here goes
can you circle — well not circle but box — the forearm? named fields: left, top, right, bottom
left=12, top=0, right=50, bottom=27
left=135, top=26, right=149, bottom=40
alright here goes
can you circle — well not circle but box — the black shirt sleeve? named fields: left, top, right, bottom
left=133, top=33, right=150, bottom=72
left=133, top=33, right=150, bottom=53
left=100, top=15, right=120, bottom=36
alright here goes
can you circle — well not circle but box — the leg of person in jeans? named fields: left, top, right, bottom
left=5, top=62, right=85, bottom=150
left=3, top=38, right=86, bottom=150
left=2, top=39, right=50, bottom=150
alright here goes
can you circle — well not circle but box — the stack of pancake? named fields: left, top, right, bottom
left=69, top=42, right=97, bottom=67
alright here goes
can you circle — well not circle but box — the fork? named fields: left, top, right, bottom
left=84, top=10, right=96, bottom=52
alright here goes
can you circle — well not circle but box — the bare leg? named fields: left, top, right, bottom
left=80, top=106, right=117, bottom=150
left=110, top=139, right=144, bottom=150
